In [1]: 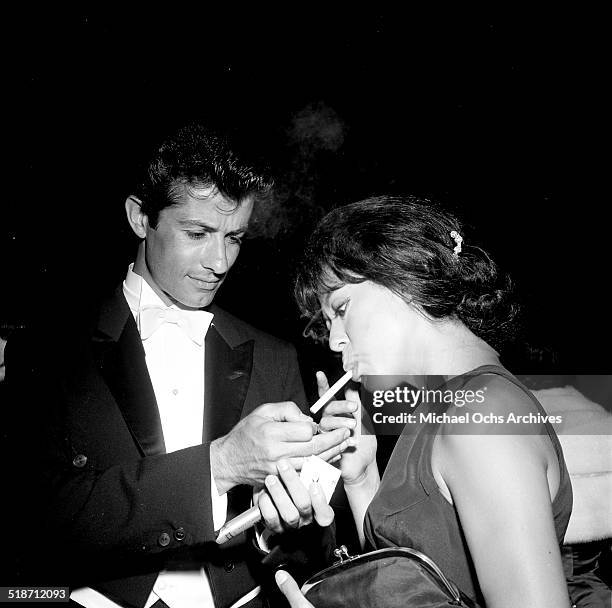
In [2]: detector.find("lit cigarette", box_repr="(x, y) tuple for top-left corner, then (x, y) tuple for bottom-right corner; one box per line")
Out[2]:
(310, 370), (353, 413)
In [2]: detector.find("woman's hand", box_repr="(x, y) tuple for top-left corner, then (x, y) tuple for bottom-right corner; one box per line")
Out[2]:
(257, 459), (334, 534)
(317, 372), (380, 547)
(275, 570), (314, 608)
(317, 371), (377, 485)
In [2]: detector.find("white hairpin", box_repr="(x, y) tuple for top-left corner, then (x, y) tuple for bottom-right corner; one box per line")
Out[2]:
(450, 230), (463, 258)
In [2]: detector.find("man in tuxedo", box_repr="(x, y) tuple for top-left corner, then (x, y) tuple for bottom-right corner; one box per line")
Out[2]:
(5, 123), (348, 607)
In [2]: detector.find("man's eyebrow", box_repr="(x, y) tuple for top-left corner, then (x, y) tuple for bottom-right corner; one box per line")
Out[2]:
(226, 225), (249, 236)
(177, 219), (215, 229)
(177, 219), (249, 235)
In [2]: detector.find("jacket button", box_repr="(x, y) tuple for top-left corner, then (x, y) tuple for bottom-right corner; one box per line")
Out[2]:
(224, 560), (235, 572)
(158, 532), (171, 547)
(72, 454), (87, 468)
(174, 527), (186, 541)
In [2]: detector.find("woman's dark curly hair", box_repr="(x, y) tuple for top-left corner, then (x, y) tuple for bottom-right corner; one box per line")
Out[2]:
(295, 195), (520, 349)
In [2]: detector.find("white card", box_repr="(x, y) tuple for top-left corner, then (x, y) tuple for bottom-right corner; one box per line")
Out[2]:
(300, 455), (341, 503)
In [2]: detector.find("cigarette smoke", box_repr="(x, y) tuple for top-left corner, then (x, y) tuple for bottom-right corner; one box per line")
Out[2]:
(249, 102), (346, 239)
(288, 101), (346, 154)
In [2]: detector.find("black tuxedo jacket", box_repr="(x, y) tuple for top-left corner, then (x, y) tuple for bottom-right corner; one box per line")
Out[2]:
(4, 288), (323, 608)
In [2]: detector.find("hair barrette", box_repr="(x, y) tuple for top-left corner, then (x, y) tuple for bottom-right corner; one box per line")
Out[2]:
(450, 230), (463, 258)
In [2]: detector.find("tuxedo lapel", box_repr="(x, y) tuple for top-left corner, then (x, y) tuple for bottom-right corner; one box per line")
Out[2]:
(93, 288), (165, 457)
(203, 324), (254, 444)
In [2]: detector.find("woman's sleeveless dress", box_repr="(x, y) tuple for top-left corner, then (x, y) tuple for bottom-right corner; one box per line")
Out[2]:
(363, 365), (573, 604)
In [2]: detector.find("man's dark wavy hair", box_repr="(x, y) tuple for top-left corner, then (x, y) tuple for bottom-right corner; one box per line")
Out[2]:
(295, 195), (520, 349)
(133, 123), (274, 227)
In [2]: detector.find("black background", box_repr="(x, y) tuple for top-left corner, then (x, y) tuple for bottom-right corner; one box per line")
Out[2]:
(2, 10), (608, 390)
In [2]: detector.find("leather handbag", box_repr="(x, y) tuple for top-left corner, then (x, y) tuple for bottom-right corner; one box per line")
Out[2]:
(301, 545), (480, 607)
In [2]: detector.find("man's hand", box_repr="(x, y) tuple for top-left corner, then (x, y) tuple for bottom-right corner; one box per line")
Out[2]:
(211, 402), (350, 493)
(275, 570), (315, 608)
(257, 459), (335, 533)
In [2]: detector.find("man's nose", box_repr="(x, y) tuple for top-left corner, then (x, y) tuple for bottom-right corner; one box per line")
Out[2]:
(200, 236), (229, 275)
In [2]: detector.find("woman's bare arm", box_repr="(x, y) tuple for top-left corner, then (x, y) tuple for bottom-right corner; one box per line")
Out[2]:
(436, 431), (571, 607)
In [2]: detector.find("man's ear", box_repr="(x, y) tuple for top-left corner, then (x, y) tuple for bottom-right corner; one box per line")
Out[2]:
(125, 195), (149, 239)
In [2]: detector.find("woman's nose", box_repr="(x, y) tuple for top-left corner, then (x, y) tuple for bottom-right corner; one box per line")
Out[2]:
(328, 322), (348, 352)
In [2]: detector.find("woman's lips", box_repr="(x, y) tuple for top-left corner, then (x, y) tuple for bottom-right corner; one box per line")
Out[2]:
(343, 361), (361, 382)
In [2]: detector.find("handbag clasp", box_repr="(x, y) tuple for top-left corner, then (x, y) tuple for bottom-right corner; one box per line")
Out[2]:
(332, 545), (355, 564)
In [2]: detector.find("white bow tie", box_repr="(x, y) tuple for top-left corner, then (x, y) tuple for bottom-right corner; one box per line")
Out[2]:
(138, 306), (213, 346)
